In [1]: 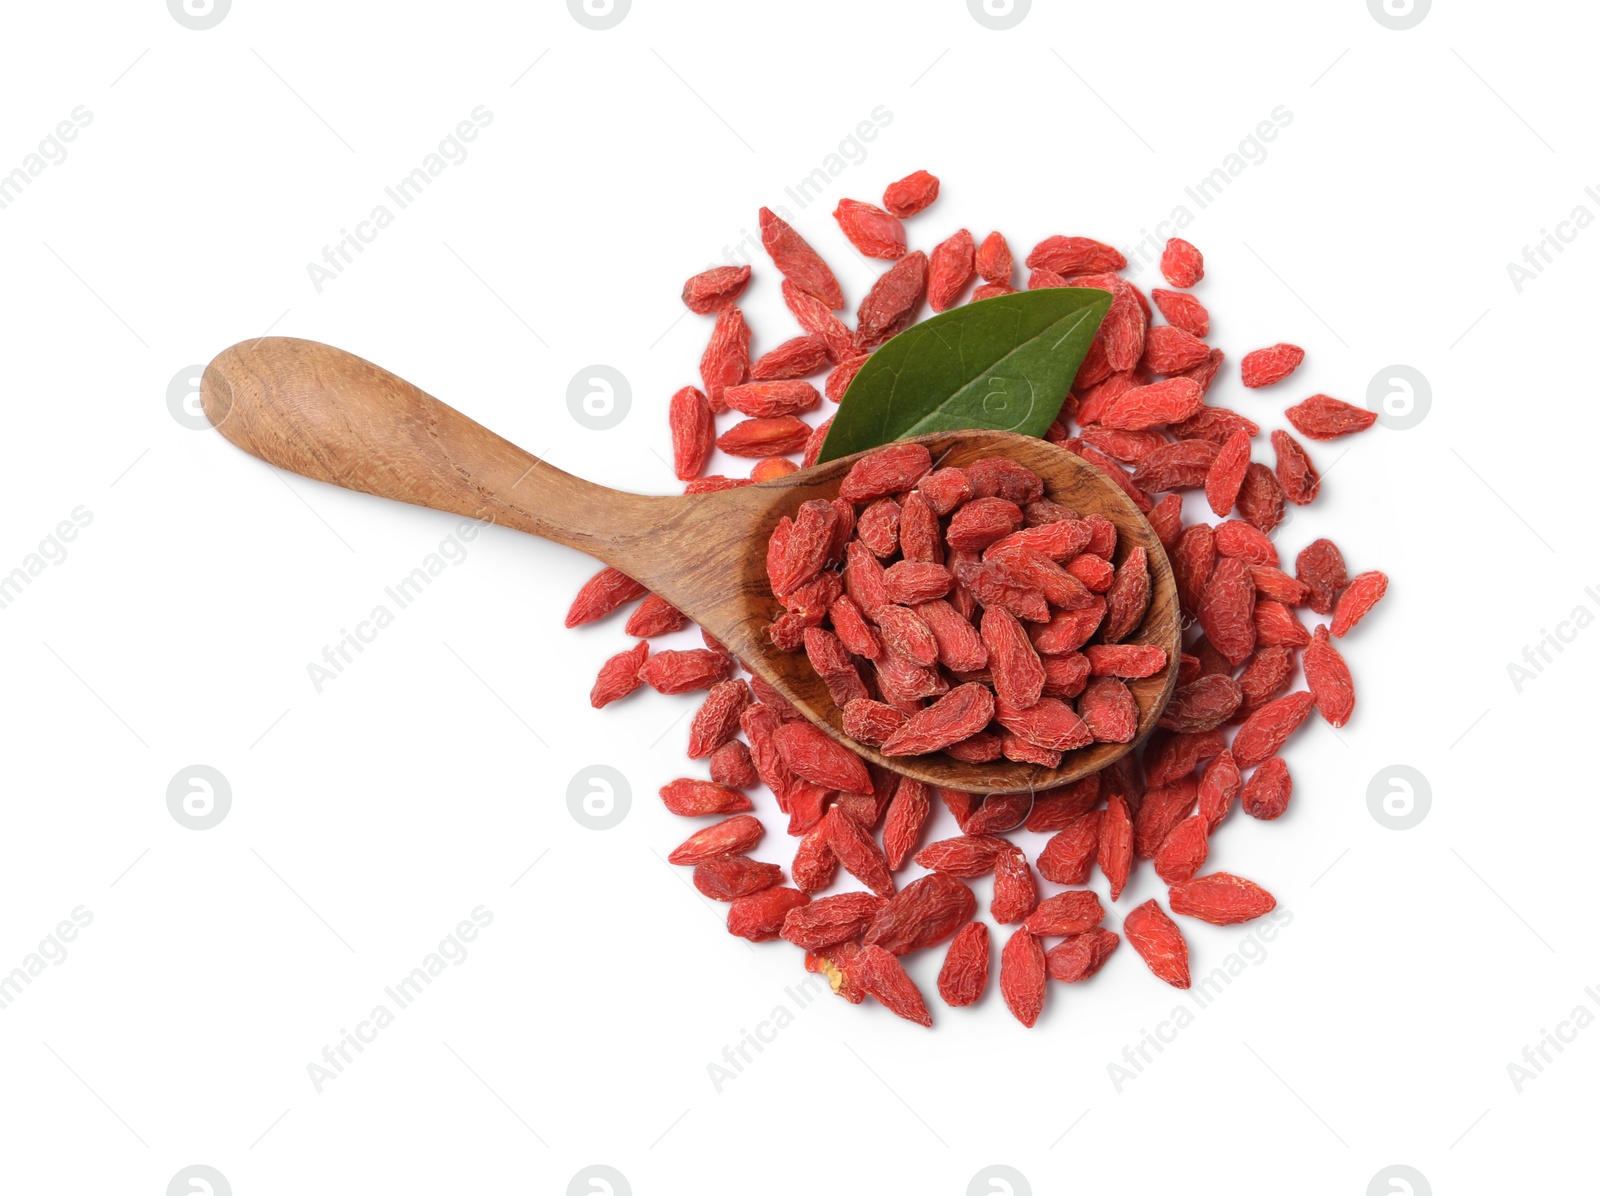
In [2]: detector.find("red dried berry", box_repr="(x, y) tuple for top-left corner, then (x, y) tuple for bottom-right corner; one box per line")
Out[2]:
(590, 640), (648, 708)
(1168, 873), (1277, 925)
(750, 335), (828, 381)
(1295, 538), (1348, 615)
(782, 281), (856, 363)
(1123, 900), (1190, 988)
(833, 198), (907, 259)
(927, 228), (975, 312)
(938, 922), (991, 1006)
(1196, 555), (1257, 665)
(1142, 325), (1212, 375)
(759, 207), (843, 308)
(1286, 393), (1377, 439)
(709, 739), (758, 789)
(856, 250), (928, 349)
(693, 855), (782, 901)
(1151, 287), (1209, 337)
(727, 886), (809, 942)
(1023, 890), (1104, 937)
(1099, 378), (1205, 431)
(1271, 429), (1320, 505)
(1159, 237), (1204, 288)
(1232, 691), (1316, 768)
(681, 263), (751, 314)
(699, 306), (750, 410)
(566, 566), (647, 628)
(1078, 676), (1138, 743)
(1197, 749), (1242, 831)
(1026, 235), (1126, 274)
(865, 872), (976, 954)
(1134, 776), (1197, 858)
(1241, 343), (1304, 388)
(688, 679), (753, 758)
(1037, 811), (1102, 885)
(1304, 625), (1355, 726)
(852, 944), (933, 1026)
(780, 892), (888, 950)
(1331, 570), (1388, 637)
(1098, 794), (1133, 901)
(1153, 814), (1210, 884)
(659, 778), (753, 817)
(1000, 927), (1048, 1027)
(824, 808), (896, 897)
(882, 169), (940, 217)
(668, 814), (765, 866)
(1045, 928), (1120, 983)
(1241, 756), (1292, 820)
(1206, 427), (1253, 517)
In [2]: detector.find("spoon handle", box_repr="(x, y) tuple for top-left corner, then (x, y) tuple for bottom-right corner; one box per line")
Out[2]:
(201, 337), (661, 554)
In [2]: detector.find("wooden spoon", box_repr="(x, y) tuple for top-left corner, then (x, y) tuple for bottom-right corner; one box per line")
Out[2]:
(201, 337), (1180, 795)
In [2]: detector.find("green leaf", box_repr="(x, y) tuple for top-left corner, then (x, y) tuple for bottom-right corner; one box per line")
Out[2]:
(816, 287), (1112, 463)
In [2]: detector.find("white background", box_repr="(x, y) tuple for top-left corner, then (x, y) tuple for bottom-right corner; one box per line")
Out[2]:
(0, 1), (1594, 1193)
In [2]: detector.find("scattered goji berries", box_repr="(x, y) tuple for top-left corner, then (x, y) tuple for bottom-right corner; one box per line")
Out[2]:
(566, 169), (1389, 1030)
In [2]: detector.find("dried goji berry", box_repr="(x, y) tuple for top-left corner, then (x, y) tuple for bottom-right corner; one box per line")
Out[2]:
(1304, 624), (1355, 726)
(1151, 287), (1209, 337)
(1197, 749), (1241, 831)
(1286, 393), (1377, 439)
(1078, 676), (1138, 743)
(567, 566), (648, 628)
(1027, 235), (1126, 274)
(709, 739), (758, 789)
(1240, 343), (1304, 388)
(824, 808), (896, 897)
(1295, 538), (1348, 615)
(1168, 872), (1276, 925)
(1045, 928), (1120, 982)
(856, 250), (928, 349)
(882, 169), (940, 217)
(780, 892), (887, 950)
(1098, 793), (1133, 900)
(639, 648), (734, 695)
(852, 944), (933, 1026)
(727, 885), (809, 941)
(991, 847), (1038, 924)
(834, 198), (907, 259)
(682, 263), (751, 314)
(1331, 570), (1388, 637)
(782, 280), (856, 362)
(1271, 429), (1320, 505)
(1153, 814), (1210, 884)
(1142, 325), (1211, 375)
(1159, 237), (1204, 288)
(1231, 690), (1316, 768)
(688, 679), (752, 758)
(1037, 811), (1102, 884)
(1134, 776), (1197, 859)
(1241, 757), (1292, 820)
(1205, 427), (1253, 517)
(938, 922), (990, 1006)
(693, 854), (782, 901)
(1023, 889), (1104, 937)
(1196, 555), (1257, 665)
(590, 640), (648, 708)
(659, 777), (753, 817)
(1000, 926), (1047, 1027)
(865, 872), (976, 953)
(759, 207), (843, 308)
(1124, 900), (1191, 988)
(668, 814), (765, 865)
(928, 228), (975, 312)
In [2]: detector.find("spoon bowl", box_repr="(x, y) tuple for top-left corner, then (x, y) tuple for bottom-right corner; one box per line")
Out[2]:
(202, 337), (1180, 795)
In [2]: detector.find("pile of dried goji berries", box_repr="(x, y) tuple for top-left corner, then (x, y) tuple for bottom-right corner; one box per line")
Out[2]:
(766, 442), (1163, 768)
(568, 170), (1388, 1028)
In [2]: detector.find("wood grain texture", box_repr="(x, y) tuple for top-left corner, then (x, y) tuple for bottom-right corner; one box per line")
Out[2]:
(202, 337), (1179, 795)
